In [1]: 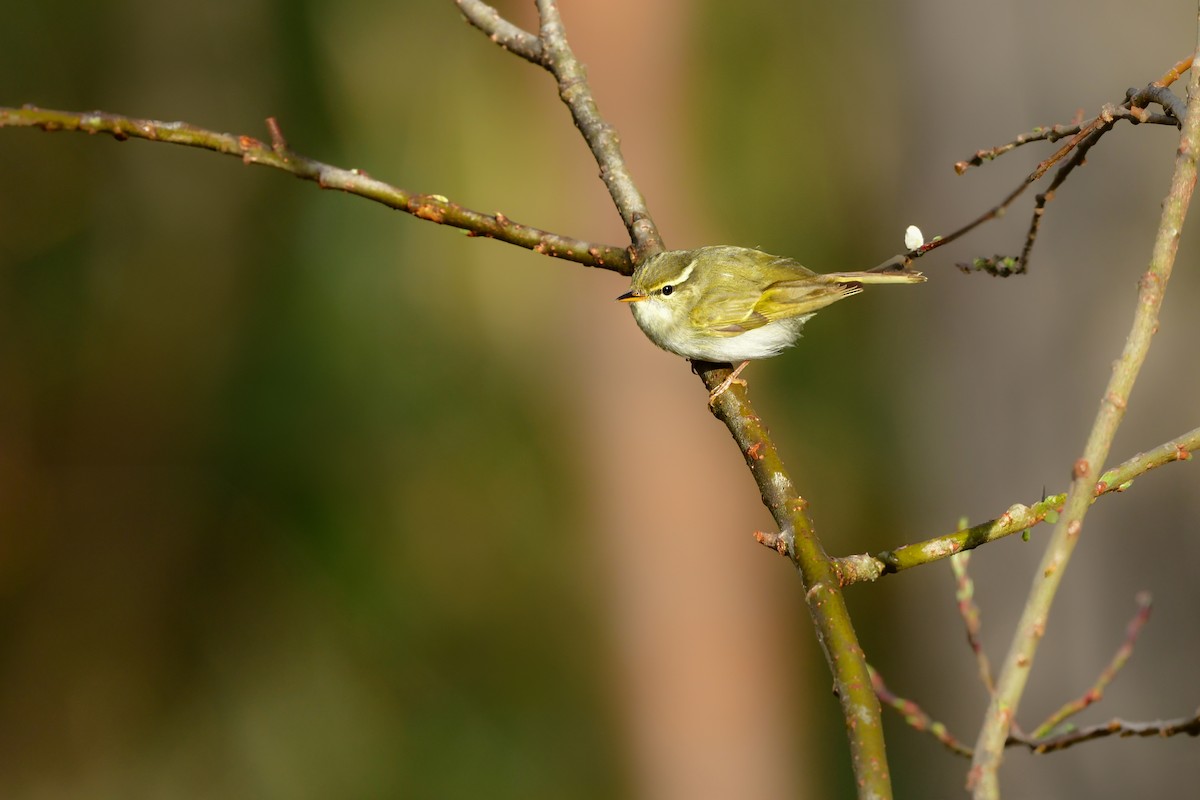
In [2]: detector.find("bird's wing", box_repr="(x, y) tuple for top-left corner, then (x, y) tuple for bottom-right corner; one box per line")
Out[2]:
(687, 250), (867, 334)
(752, 279), (863, 323)
(688, 281), (772, 335)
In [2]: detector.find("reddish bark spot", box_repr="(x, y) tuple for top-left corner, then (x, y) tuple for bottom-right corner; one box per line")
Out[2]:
(414, 204), (445, 223)
(1073, 458), (1089, 478)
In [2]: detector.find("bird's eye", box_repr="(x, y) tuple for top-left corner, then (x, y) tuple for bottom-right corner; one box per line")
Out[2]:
(661, 284), (674, 296)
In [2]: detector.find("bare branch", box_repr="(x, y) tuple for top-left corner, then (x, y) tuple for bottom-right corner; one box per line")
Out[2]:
(1152, 53), (1197, 89)
(833, 425), (1199, 584)
(699, 359), (892, 796)
(454, 0), (543, 63)
(970, 41), (1200, 796)
(955, 55), (1192, 175)
(876, 660), (1200, 760)
(457, 5), (890, 790)
(951, 551), (994, 693)
(0, 105), (632, 273)
(534, 0), (664, 257)
(921, 57), (1193, 277)
(1030, 593), (1153, 740)
(953, 111), (1178, 175)
(871, 666), (974, 758)
(458, 3), (891, 790)
(1025, 711), (1200, 754)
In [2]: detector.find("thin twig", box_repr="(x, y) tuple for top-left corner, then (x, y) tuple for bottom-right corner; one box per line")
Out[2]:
(953, 111), (1178, 174)
(1013, 121), (1115, 271)
(871, 666), (974, 758)
(924, 61), (1191, 276)
(969, 39), (1200, 798)
(454, 0), (543, 63)
(875, 651), (1198, 760)
(953, 53), (1192, 176)
(1025, 710), (1200, 754)
(0, 105), (632, 273)
(1030, 592), (1153, 739)
(458, 0), (661, 257)
(833, 425), (1199, 584)
(951, 551), (994, 693)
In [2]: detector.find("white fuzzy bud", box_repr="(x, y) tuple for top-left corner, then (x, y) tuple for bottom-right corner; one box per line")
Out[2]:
(904, 225), (924, 251)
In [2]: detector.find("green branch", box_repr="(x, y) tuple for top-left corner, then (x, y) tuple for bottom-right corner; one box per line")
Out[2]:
(698, 362), (892, 795)
(832, 426), (1199, 584)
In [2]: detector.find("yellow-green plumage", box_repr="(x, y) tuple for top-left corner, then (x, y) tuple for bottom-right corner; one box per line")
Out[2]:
(618, 245), (925, 364)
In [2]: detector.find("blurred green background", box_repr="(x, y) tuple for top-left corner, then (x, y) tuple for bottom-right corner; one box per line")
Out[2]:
(2, 1), (1199, 798)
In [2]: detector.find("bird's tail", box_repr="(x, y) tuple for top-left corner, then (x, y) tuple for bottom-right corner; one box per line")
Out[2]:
(823, 270), (926, 285)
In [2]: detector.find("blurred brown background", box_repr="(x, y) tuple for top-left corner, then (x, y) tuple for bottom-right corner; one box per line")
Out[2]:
(2, 1), (1198, 797)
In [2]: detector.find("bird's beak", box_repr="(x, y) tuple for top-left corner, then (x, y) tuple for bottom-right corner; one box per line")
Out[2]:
(616, 290), (646, 303)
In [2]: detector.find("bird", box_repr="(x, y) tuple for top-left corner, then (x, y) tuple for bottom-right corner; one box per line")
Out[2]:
(617, 245), (926, 401)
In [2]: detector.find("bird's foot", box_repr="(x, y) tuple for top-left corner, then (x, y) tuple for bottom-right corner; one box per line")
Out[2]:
(708, 361), (750, 406)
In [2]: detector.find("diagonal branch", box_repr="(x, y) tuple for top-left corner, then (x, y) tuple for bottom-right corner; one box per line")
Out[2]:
(534, 0), (664, 257)
(968, 27), (1200, 798)
(456, 3), (890, 794)
(0, 105), (632, 273)
(871, 665), (974, 758)
(698, 361), (892, 795)
(462, 0), (663, 257)
(831, 425), (1199, 584)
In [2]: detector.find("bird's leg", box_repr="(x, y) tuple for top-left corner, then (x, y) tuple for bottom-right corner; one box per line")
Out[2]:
(708, 360), (750, 405)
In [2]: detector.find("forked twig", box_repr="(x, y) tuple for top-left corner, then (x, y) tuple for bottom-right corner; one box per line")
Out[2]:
(1030, 593), (1153, 739)
(911, 56), (1193, 276)
(876, 590), (1190, 761)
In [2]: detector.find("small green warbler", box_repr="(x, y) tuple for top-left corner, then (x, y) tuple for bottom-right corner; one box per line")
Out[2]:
(617, 245), (926, 400)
